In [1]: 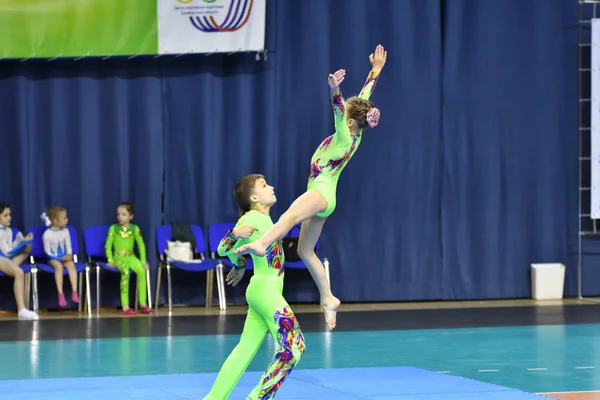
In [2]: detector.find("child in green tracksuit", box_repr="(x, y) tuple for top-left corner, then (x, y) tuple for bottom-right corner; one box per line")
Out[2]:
(203, 174), (305, 400)
(105, 202), (153, 315)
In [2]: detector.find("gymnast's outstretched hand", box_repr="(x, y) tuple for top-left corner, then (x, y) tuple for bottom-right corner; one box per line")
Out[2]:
(369, 44), (387, 73)
(328, 69), (346, 90)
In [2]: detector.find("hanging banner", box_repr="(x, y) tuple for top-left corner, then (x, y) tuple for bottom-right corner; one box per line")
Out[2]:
(157, 0), (266, 54)
(0, 0), (265, 59)
(0, 0), (158, 58)
(592, 19), (600, 219)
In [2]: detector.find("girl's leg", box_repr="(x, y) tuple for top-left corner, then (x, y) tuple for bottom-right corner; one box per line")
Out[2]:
(63, 261), (79, 303)
(246, 282), (305, 399)
(115, 258), (132, 311)
(235, 190), (328, 257)
(128, 257), (149, 310)
(297, 216), (340, 330)
(49, 260), (67, 307)
(202, 307), (269, 400)
(0, 257), (26, 311)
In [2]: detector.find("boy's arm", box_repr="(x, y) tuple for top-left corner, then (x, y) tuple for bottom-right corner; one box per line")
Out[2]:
(217, 214), (260, 270)
(218, 231), (247, 270)
(217, 229), (243, 257)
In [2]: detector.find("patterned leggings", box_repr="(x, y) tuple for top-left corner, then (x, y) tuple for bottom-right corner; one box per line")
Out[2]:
(203, 274), (305, 399)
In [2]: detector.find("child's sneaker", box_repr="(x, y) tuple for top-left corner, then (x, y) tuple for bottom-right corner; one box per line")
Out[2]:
(119, 308), (136, 316)
(71, 291), (79, 304)
(139, 306), (153, 314)
(58, 293), (67, 307)
(18, 308), (38, 319)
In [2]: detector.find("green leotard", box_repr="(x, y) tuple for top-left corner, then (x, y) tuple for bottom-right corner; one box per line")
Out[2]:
(203, 210), (305, 400)
(105, 224), (148, 307)
(307, 70), (380, 217)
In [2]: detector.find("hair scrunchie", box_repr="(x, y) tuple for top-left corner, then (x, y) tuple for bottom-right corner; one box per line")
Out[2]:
(366, 107), (380, 128)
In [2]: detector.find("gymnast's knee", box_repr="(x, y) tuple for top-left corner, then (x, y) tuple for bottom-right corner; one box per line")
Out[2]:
(280, 337), (305, 369)
(13, 266), (24, 280)
(297, 244), (316, 262)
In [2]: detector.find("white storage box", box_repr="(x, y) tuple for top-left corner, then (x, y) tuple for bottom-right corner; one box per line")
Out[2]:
(530, 263), (566, 300)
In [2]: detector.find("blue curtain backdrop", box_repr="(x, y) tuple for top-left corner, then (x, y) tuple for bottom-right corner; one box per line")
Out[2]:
(0, 0), (581, 309)
(162, 0), (444, 304)
(0, 59), (165, 308)
(440, 0), (579, 299)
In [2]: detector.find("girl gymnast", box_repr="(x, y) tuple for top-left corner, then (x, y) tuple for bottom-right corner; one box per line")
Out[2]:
(41, 206), (79, 307)
(235, 45), (387, 330)
(105, 202), (152, 315)
(0, 203), (38, 319)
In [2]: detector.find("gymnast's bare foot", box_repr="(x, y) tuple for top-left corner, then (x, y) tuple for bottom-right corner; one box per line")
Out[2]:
(234, 242), (267, 257)
(322, 295), (341, 330)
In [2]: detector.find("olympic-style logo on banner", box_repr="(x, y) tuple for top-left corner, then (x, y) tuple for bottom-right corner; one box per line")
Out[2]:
(189, 0), (254, 33)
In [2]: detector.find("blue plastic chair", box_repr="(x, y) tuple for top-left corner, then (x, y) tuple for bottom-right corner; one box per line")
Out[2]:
(83, 225), (152, 314)
(28, 225), (91, 315)
(0, 228), (34, 309)
(155, 224), (225, 311)
(208, 222), (254, 270)
(284, 224), (330, 283)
